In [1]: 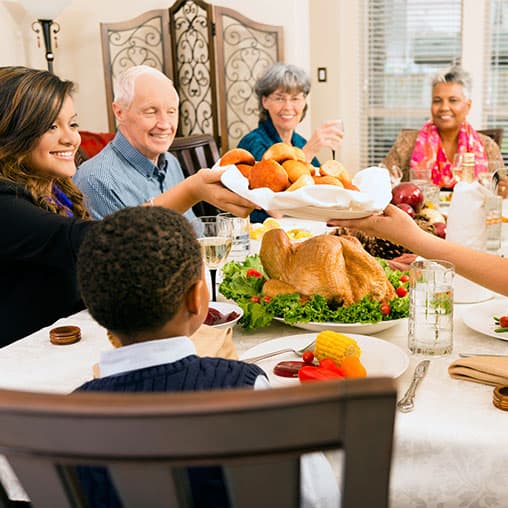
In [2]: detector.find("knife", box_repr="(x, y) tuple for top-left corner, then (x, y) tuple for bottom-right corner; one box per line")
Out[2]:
(397, 360), (430, 413)
(459, 353), (508, 358)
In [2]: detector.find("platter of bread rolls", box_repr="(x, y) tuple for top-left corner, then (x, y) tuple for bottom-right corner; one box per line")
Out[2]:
(217, 143), (391, 221)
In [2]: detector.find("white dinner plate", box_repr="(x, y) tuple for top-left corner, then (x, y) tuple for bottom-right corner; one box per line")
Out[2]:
(240, 333), (409, 386)
(273, 317), (403, 335)
(462, 299), (508, 341)
(207, 302), (243, 329)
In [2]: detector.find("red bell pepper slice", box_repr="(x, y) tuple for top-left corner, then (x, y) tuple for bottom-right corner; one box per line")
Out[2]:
(298, 365), (344, 383)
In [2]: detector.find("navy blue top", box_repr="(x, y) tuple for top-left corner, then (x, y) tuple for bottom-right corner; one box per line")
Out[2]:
(237, 119), (320, 222)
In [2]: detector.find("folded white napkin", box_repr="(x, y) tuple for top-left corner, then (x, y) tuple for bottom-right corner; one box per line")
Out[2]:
(219, 165), (392, 220)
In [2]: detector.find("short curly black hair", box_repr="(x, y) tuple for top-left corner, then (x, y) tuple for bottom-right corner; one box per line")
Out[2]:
(77, 207), (202, 338)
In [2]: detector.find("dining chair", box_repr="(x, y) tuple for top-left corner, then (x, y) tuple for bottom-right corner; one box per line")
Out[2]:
(169, 134), (221, 217)
(477, 128), (503, 147)
(0, 377), (396, 508)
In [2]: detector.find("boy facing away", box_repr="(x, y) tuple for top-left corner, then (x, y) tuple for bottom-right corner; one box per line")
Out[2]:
(76, 206), (338, 508)
(76, 206), (266, 507)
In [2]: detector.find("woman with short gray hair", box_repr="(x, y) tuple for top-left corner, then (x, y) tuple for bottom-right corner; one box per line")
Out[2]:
(382, 65), (503, 188)
(238, 62), (343, 166)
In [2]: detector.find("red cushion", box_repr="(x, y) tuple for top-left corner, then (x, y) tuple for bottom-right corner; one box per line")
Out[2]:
(79, 130), (115, 159)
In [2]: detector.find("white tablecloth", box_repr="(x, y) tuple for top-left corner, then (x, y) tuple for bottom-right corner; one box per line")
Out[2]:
(2, 215), (508, 506)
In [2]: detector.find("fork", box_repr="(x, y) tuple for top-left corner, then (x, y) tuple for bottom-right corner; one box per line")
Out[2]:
(242, 339), (316, 364)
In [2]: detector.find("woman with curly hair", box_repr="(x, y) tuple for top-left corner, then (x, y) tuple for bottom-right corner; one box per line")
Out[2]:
(0, 66), (95, 345)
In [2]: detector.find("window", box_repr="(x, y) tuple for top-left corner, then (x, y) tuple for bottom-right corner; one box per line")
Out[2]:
(362, 0), (462, 167)
(484, 0), (508, 163)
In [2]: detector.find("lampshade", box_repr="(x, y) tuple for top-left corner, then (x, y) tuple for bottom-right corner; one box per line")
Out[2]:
(18, 0), (71, 19)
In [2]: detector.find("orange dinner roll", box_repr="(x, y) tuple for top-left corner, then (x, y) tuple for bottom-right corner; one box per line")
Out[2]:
(319, 160), (349, 180)
(312, 175), (344, 187)
(236, 164), (252, 179)
(249, 159), (290, 192)
(261, 142), (297, 163)
(293, 146), (307, 162)
(286, 174), (314, 191)
(282, 159), (312, 183)
(220, 148), (255, 166)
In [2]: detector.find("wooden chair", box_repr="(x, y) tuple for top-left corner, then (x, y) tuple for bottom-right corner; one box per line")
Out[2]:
(169, 134), (222, 216)
(0, 377), (396, 508)
(478, 128), (503, 147)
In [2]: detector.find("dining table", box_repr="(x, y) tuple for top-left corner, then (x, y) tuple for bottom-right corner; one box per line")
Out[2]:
(1, 216), (508, 507)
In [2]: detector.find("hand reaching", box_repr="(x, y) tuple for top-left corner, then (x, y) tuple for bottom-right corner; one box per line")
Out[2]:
(302, 120), (344, 162)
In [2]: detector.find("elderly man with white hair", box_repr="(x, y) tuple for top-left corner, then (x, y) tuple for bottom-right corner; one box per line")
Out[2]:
(75, 65), (253, 219)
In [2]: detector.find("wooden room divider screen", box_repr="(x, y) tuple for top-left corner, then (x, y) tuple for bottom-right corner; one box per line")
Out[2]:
(100, 0), (284, 152)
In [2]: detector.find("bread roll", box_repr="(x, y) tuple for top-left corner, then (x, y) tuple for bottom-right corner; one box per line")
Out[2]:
(287, 174), (314, 191)
(293, 146), (307, 162)
(262, 142), (297, 163)
(312, 175), (344, 187)
(249, 159), (290, 192)
(236, 164), (252, 179)
(320, 160), (348, 179)
(282, 159), (311, 183)
(220, 148), (255, 166)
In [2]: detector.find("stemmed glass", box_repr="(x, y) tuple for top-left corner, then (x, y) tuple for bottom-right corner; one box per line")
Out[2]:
(191, 216), (233, 302)
(331, 119), (344, 160)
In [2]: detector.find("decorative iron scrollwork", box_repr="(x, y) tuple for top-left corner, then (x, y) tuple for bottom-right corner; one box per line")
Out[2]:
(173, 1), (213, 136)
(221, 15), (280, 148)
(107, 16), (165, 80)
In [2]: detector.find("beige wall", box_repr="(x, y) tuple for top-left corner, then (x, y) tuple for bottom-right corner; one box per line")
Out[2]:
(309, 0), (362, 172)
(1, 0), (311, 134)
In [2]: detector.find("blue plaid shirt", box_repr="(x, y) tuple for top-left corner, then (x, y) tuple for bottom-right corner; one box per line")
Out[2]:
(74, 131), (196, 222)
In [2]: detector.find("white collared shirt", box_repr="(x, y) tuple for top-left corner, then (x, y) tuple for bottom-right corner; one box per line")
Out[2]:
(99, 336), (269, 389)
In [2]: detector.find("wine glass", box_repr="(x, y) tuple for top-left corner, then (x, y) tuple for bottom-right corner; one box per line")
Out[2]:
(331, 119), (344, 160)
(191, 216), (233, 302)
(477, 160), (500, 192)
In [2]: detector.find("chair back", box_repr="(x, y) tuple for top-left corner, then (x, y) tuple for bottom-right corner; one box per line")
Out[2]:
(478, 128), (503, 147)
(0, 377), (396, 508)
(169, 134), (221, 216)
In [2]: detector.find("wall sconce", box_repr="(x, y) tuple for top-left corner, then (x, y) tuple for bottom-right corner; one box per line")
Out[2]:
(18, 0), (71, 73)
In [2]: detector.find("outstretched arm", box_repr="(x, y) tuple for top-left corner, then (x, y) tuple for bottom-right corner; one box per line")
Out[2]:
(147, 168), (256, 218)
(328, 204), (508, 296)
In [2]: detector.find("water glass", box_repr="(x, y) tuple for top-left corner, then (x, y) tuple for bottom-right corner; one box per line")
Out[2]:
(408, 260), (454, 356)
(486, 194), (503, 253)
(217, 212), (250, 259)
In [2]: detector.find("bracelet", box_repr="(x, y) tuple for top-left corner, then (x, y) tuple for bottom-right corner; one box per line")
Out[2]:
(149, 198), (155, 207)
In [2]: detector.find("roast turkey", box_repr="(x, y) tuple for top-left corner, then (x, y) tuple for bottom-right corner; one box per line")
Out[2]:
(259, 229), (396, 306)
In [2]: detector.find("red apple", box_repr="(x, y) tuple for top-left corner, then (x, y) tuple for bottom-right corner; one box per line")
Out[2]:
(433, 222), (447, 239)
(396, 203), (416, 218)
(391, 182), (424, 212)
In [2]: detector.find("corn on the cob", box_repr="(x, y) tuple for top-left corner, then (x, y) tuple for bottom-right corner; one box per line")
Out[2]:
(314, 331), (361, 363)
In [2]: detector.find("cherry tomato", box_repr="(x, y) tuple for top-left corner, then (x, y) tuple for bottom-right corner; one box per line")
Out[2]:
(263, 295), (272, 303)
(250, 295), (261, 303)
(399, 274), (410, 283)
(246, 268), (263, 278)
(380, 303), (391, 316)
(499, 316), (508, 328)
(302, 351), (315, 364)
(396, 286), (408, 297)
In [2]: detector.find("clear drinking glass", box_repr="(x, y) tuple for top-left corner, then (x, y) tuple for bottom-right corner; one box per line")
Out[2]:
(191, 216), (233, 301)
(408, 259), (454, 356)
(217, 212), (250, 260)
